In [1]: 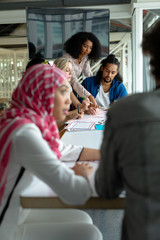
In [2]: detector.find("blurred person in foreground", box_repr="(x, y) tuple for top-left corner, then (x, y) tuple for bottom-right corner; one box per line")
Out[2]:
(73, 18), (160, 240)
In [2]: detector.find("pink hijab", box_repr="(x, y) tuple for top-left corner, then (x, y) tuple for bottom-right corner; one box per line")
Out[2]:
(0, 64), (67, 204)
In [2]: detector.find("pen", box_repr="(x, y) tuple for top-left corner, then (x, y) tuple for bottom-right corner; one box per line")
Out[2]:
(77, 104), (80, 114)
(79, 97), (93, 105)
(79, 96), (85, 100)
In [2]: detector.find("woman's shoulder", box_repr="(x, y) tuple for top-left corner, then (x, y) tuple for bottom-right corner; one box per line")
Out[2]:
(13, 123), (41, 139)
(12, 123), (53, 157)
(63, 53), (79, 65)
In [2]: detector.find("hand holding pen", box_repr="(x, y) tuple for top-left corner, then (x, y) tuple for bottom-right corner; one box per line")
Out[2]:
(78, 101), (99, 115)
(80, 95), (99, 108)
(65, 108), (84, 121)
(79, 96), (99, 115)
(88, 95), (99, 108)
(81, 98), (90, 111)
(77, 104), (80, 114)
(77, 104), (84, 119)
(76, 98), (90, 112)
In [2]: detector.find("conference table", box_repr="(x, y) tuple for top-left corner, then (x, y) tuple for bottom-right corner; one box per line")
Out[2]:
(20, 123), (125, 210)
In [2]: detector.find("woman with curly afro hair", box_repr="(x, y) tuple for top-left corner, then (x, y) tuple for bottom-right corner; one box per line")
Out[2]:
(63, 32), (101, 108)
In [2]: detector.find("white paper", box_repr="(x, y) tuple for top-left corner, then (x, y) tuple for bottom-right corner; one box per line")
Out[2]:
(65, 109), (107, 131)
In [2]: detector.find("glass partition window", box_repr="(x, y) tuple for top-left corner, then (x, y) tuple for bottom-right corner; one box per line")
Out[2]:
(0, 51), (28, 99)
(26, 8), (110, 59)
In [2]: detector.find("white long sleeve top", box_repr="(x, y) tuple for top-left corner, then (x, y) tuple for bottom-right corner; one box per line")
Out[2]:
(0, 123), (92, 240)
(64, 54), (92, 98)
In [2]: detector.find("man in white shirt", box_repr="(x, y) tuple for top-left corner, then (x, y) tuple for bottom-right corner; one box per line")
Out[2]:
(81, 54), (128, 108)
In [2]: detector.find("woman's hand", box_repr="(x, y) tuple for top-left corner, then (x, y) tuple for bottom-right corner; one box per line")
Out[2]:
(77, 111), (84, 119)
(81, 98), (90, 111)
(72, 162), (93, 179)
(85, 107), (99, 115)
(65, 111), (84, 121)
(88, 95), (98, 108)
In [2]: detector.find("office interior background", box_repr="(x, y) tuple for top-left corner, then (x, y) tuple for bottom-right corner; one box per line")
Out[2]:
(0, 0), (160, 103)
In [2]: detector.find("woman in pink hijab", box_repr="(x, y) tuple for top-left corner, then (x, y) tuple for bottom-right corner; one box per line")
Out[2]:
(0, 64), (102, 240)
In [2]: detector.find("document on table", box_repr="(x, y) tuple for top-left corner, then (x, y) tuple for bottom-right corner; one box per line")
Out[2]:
(66, 121), (96, 131)
(65, 109), (107, 131)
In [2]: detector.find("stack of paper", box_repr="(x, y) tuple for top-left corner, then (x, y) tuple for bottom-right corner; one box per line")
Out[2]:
(65, 121), (96, 131)
(65, 109), (107, 131)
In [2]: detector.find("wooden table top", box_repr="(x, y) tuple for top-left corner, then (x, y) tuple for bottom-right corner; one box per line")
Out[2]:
(21, 196), (125, 209)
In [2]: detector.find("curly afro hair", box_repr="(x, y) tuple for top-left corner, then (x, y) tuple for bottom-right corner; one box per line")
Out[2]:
(63, 32), (101, 61)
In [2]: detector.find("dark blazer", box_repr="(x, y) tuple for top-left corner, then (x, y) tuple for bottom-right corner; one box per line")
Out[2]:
(95, 89), (160, 240)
